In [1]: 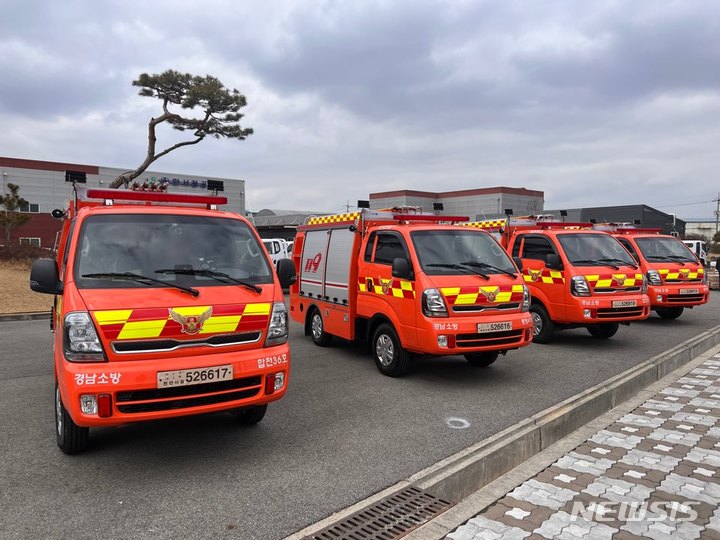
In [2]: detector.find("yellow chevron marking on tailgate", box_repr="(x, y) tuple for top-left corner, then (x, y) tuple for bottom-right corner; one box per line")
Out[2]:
(94, 310), (133, 325)
(117, 320), (167, 340)
(199, 316), (243, 334)
(243, 303), (272, 315)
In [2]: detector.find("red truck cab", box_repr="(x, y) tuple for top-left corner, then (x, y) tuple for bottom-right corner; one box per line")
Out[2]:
(610, 228), (709, 319)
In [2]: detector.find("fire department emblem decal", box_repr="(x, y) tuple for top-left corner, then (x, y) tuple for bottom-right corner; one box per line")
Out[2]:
(378, 276), (392, 295)
(528, 269), (542, 282)
(612, 274), (626, 287)
(480, 287), (499, 302)
(679, 269), (690, 278)
(169, 307), (213, 335)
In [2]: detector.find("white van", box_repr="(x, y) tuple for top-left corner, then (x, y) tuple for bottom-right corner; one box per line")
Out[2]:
(262, 238), (290, 267)
(682, 240), (708, 266)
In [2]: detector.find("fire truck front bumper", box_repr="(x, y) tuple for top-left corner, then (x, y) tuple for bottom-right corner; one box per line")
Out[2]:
(416, 312), (534, 355)
(58, 344), (290, 428)
(568, 294), (651, 323)
(648, 284), (709, 308)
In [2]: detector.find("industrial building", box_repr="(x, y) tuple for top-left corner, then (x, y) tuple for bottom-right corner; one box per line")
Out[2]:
(543, 204), (686, 236)
(0, 156), (245, 248)
(369, 187), (545, 219)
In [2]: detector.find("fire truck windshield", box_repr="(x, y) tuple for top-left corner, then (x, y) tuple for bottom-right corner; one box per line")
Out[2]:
(557, 233), (636, 267)
(74, 214), (273, 289)
(635, 237), (697, 263)
(411, 230), (516, 275)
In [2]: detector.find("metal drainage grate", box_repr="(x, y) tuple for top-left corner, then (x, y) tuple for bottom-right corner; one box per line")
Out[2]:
(304, 486), (452, 540)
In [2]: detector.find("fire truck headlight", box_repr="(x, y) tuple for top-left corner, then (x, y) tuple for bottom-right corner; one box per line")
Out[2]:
(640, 275), (648, 294)
(64, 312), (105, 362)
(521, 285), (531, 312)
(422, 289), (448, 317)
(265, 302), (288, 345)
(646, 270), (661, 286)
(570, 276), (591, 297)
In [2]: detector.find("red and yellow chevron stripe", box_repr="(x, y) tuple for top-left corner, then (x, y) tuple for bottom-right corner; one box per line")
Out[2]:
(523, 268), (565, 284)
(358, 277), (416, 299)
(658, 268), (704, 281)
(92, 303), (272, 340)
(440, 284), (524, 305)
(585, 273), (643, 288)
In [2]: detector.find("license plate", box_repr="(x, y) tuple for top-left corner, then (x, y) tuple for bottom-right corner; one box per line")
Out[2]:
(157, 364), (233, 389)
(477, 321), (512, 333)
(612, 300), (637, 308)
(679, 288), (699, 295)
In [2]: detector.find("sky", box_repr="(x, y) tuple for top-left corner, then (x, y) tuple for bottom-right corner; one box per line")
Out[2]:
(1, 0), (719, 219)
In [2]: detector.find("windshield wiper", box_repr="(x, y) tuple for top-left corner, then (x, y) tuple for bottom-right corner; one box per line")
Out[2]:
(461, 261), (517, 278)
(155, 268), (262, 293)
(647, 255), (694, 264)
(426, 263), (490, 280)
(570, 258), (620, 270)
(82, 272), (199, 297)
(598, 257), (637, 269)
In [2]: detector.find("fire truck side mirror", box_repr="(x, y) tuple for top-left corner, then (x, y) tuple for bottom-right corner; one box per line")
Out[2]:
(30, 258), (63, 295)
(513, 256), (523, 271)
(391, 258), (413, 280)
(276, 258), (297, 288)
(545, 254), (562, 270)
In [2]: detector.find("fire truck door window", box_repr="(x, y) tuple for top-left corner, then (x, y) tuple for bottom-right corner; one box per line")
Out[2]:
(364, 232), (377, 262)
(520, 236), (556, 262)
(60, 220), (76, 279)
(617, 238), (639, 263)
(373, 233), (409, 265)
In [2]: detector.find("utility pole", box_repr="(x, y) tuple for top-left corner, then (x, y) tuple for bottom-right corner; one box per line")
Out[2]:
(716, 192), (719, 237)
(343, 200), (352, 212)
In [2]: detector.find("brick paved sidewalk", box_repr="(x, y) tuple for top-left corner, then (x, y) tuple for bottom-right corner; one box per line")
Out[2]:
(447, 353), (720, 540)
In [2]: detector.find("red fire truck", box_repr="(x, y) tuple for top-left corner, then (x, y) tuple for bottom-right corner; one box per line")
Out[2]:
(289, 206), (533, 376)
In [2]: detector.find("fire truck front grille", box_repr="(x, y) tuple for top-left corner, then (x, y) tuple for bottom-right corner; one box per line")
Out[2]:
(115, 375), (262, 413)
(455, 330), (524, 348)
(665, 278), (702, 284)
(593, 287), (641, 293)
(666, 294), (705, 303)
(451, 303), (520, 313)
(111, 331), (262, 354)
(596, 307), (645, 319)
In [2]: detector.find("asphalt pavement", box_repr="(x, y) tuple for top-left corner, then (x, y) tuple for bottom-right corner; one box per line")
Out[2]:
(0, 295), (718, 539)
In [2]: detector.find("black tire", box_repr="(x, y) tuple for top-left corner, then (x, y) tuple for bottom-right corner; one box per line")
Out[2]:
(464, 351), (499, 367)
(309, 309), (332, 347)
(55, 381), (89, 455)
(231, 404), (268, 425)
(530, 304), (555, 344)
(587, 322), (620, 339)
(656, 307), (684, 320)
(372, 323), (411, 377)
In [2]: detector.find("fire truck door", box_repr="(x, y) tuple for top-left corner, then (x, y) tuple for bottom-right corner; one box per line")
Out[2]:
(515, 234), (567, 319)
(358, 231), (417, 347)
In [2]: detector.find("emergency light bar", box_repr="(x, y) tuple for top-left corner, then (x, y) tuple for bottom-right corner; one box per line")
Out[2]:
(85, 189), (228, 207)
(392, 213), (469, 223)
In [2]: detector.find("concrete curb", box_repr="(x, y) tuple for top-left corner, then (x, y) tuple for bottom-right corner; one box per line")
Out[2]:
(287, 324), (720, 540)
(0, 311), (51, 322)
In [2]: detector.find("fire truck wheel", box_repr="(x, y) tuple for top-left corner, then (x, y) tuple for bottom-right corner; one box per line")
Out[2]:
(586, 323), (619, 339)
(656, 307), (684, 320)
(55, 380), (89, 455)
(310, 309), (333, 347)
(464, 352), (499, 367)
(231, 404), (268, 424)
(372, 323), (411, 377)
(530, 304), (555, 344)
